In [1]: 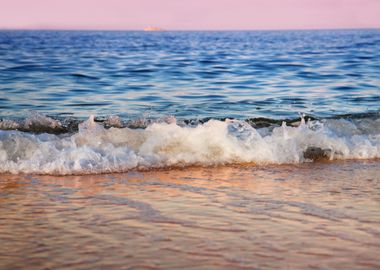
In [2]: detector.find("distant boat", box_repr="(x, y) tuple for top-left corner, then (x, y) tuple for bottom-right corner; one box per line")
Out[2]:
(144, 26), (165, 32)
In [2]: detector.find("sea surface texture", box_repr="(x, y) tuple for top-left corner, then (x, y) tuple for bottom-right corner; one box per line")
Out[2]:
(0, 30), (379, 174)
(0, 29), (379, 119)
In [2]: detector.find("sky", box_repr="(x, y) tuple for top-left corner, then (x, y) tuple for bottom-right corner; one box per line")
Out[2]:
(0, 0), (380, 30)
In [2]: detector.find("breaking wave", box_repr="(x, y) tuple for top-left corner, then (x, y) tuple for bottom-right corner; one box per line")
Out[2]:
(0, 113), (379, 175)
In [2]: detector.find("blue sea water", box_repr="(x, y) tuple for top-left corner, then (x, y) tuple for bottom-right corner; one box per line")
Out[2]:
(0, 29), (379, 120)
(0, 29), (380, 174)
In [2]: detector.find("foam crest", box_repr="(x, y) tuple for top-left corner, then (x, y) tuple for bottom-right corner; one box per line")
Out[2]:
(0, 115), (379, 175)
(0, 112), (65, 133)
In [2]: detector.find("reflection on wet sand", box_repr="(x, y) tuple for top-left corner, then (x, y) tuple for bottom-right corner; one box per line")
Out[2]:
(1, 161), (380, 269)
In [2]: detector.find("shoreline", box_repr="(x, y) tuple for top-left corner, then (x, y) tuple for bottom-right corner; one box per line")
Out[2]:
(0, 158), (379, 177)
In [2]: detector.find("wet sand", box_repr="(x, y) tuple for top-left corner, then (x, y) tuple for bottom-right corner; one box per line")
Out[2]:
(0, 160), (379, 269)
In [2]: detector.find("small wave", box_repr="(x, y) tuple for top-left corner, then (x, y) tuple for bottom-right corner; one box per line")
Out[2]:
(0, 113), (379, 175)
(70, 73), (99, 80)
(0, 112), (67, 134)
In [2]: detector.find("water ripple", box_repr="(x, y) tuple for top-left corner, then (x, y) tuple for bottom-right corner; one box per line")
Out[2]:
(0, 29), (379, 120)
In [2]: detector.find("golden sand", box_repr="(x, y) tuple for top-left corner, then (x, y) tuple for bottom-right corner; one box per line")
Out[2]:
(0, 160), (379, 269)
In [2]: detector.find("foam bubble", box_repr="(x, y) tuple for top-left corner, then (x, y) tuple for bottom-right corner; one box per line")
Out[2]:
(0, 115), (379, 175)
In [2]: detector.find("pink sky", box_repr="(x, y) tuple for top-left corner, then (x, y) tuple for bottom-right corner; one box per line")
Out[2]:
(0, 0), (380, 30)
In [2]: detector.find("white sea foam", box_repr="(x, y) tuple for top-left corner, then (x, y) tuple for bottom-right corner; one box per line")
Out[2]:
(0, 111), (63, 131)
(0, 115), (379, 175)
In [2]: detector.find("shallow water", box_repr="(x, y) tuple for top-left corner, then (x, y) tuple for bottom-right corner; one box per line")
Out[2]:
(0, 30), (379, 120)
(0, 161), (379, 269)
(1, 115), (379, 174)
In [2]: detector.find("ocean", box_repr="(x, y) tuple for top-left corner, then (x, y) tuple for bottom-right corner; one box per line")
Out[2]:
(0, 30), (379, 269)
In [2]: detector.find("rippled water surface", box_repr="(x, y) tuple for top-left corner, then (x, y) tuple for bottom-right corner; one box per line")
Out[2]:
(0, 29), (379, 119)
(1, 161), (379, 269)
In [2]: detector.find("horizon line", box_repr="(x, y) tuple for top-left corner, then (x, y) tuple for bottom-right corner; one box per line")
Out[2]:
(1, 26), (380, 32)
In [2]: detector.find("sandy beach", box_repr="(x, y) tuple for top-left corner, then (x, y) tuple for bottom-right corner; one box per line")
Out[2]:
(1, 160), (379, 269)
